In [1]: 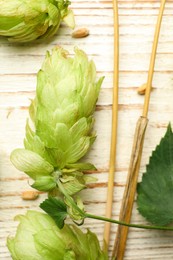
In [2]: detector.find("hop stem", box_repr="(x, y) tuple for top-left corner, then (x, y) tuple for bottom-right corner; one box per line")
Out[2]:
(86, 213), (173, 232)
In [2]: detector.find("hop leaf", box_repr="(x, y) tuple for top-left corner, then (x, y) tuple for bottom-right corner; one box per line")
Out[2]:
(40, 197), (67, 229)
(137, 124), (173, 226)
(0, 0), (75, 42)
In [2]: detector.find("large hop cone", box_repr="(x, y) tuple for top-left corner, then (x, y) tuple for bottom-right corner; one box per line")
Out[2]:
(11, 47), (104, 195)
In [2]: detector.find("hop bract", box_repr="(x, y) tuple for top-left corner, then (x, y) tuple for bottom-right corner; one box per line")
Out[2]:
(11, 47), (104, 196)
(7, 210), (107, 260)
(0, 0), (75, 42)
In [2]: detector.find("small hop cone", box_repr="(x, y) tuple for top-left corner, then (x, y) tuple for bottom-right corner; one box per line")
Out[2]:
(7, 210), (108, 260)
(11, 47), (104, 196)
(0, 0), (75, 42)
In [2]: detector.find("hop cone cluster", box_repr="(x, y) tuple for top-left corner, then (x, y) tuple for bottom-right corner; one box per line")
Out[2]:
(7, 210), (108, 260)
(0, 0), (75, 42)
(11, 47), (104, 196)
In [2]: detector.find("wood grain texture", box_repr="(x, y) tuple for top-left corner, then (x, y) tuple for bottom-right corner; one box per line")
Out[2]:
(1, 0), (173, 259)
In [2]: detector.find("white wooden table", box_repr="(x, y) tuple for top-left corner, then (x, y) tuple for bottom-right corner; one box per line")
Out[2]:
(1, 0), (173, 259)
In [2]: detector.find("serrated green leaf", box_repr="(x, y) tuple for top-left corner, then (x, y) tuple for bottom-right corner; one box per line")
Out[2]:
(137, 124), (173, 226)
(40, 197), (67, 229)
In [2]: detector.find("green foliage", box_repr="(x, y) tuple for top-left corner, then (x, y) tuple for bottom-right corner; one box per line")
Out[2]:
(137, 124), (173, 226)
(40, 197), (67, 229)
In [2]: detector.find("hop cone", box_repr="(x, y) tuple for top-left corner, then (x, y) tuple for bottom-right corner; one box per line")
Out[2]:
(11, 47), (104, 195)
(7, 210), (108, 260)
(0, 0), (75, 42)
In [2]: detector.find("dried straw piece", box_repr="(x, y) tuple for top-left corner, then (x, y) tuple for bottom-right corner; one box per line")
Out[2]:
(112, 0), (166, 259)
(103, 0), (119, 251)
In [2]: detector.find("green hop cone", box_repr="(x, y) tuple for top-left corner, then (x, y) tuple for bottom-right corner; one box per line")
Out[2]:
(11, 47), (104, 196)
(0, 0), (75, 42)
(7, 210), (108, 260)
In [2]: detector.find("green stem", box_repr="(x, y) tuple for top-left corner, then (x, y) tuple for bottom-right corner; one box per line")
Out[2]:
(57, 181), (173, 231)
(85, 212), (173, 231)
